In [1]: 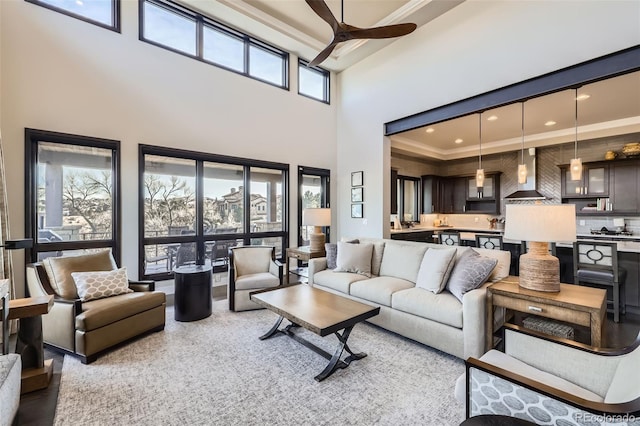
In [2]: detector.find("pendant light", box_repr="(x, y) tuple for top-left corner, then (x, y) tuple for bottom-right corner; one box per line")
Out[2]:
(476, 113), (485, 191)
(570, 87), (583, 181)
(518, 102), (528, 184)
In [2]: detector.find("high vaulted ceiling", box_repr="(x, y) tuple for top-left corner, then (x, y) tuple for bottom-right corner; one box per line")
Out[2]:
(180, 0), (464, 71)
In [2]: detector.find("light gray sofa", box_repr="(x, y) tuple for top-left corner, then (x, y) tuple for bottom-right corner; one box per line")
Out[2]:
(308, 238), (511, 360)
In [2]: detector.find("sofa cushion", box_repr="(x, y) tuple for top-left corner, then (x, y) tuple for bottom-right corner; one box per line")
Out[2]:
(43, 250), (117, 300)
(334, 242), (373, 277)
(447, 249), (497, 302)
(76, 291), (166, 332)
(234, 272), (280, 291)
(378, 242), (428, 284)
(72, 268), (133, 302)
(391, 287), (463, 328)
(350, 276), (414, 307)
(313, 270), (369, 294)
(415, 247), (457, 293)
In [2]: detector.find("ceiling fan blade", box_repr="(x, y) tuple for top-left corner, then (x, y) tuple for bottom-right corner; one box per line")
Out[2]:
(348, 23), (417, 40)
(305, 0), (339, 33)
(308, 42), (338, 67)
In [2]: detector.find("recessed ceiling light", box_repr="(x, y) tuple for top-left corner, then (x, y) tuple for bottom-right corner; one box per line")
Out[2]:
(76, 0), (83, 5)
(487, 115), (498, 121)
(454, 138), (463, 144)
(576, 94), (591, 101)
(545, 120), (556, 126)
(425, 128), (435, 133)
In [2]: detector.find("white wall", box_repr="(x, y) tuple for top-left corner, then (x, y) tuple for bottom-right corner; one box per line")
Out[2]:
(337, 0), (640, 239)
(0, 0), (337, 293)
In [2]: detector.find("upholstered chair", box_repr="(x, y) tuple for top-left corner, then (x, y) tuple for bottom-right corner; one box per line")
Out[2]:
(26, 250), (166, 364)
(456, 324), (640, 423)
(0, 279), (21, 426)
(228, 246), (282, 312)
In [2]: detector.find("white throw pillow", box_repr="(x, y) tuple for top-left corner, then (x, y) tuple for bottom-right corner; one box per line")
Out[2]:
(334, 242), (373, 277)
(415, 247), (457, 293)
(71, 268), (133, 302)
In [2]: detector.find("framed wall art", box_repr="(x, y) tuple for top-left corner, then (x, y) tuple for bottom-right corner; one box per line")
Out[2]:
(351, 203), (363, 218)
(351, 187), (363, 202)
(351, 171), (363, 187)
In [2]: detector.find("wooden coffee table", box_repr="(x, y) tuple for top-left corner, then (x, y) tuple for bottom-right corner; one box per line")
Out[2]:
(251, 284), (380, 381)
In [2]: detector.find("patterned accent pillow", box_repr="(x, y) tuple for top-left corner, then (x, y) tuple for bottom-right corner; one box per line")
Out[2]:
(71, 268), (133, 302)
(325, 243), (338, 270)
(446, 249), (497, 302)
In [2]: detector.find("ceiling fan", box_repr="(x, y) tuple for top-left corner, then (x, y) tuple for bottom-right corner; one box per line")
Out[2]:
(305, 0), (417, 67)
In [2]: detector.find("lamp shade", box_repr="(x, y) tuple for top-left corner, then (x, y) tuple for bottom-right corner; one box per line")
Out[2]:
(504, 204), (576, 243)
(302, 208), (331, 226)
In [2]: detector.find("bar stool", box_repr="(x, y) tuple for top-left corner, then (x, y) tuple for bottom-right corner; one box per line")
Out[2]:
(475, 234), (503, 250)
(573, 241), (626, 323)
(439, 231), (461, 246)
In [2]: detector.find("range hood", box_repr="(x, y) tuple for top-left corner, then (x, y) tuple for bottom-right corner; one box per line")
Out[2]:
(504, 148), (546, 201)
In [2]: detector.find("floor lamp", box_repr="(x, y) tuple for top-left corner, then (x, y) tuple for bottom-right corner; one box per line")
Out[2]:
(504, 204), (576, 292)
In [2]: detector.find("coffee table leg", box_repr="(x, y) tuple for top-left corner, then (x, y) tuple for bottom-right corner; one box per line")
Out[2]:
(315, 325), (366, 382)
(259, 316), (284, 340)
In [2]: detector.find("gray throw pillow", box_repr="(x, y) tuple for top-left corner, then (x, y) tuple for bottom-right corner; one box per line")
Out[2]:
(446, 249), (498, 302)
(325, 243), (338, 269)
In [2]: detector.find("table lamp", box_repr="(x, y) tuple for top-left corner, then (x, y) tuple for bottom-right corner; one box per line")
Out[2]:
(504, 204), (576, 292)
(302, 208), (331, 252)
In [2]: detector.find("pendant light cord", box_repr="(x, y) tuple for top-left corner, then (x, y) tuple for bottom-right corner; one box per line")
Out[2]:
(341, 0), (344, 23)
(574, 88), (578, 158)
(478, 113), (482, 169)
(521, 102), (525, 164)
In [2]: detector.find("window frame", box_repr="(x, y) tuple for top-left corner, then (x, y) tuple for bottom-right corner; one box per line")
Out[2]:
(24, 129), (122, 264)
(25, 0), (121, 33)
(298, 59), (330, 104)
(139, 144), (289, 281)
(139, 0), (290, 90)
(297, 166), (330, 247)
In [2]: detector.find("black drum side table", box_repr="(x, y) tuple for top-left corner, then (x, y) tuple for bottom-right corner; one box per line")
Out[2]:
(173, 263), (212, 322)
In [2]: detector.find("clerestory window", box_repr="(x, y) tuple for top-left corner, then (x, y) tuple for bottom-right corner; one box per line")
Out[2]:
(140, 0), (289, 89)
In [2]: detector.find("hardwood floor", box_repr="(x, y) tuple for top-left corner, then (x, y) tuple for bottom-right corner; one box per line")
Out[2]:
(14, 311), (640, 425)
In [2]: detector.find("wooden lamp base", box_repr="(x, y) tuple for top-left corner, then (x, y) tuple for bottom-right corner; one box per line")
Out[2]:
(309, 226), (325, 252)
(519, 241), (560, 292)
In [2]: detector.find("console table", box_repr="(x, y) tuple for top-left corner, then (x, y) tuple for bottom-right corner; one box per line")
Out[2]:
(486, 278), (606, 351)
(284, 246), (325, 285)
(9, 295), (54, 393)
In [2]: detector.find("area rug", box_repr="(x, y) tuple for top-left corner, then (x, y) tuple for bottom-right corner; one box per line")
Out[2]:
(54, 300), (465, 425)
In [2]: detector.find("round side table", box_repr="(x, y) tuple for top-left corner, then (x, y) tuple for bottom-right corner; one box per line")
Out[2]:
(173, 263), (212, 322)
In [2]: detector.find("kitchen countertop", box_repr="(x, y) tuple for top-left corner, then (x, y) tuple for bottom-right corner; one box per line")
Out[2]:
(390, 225), (640, 252)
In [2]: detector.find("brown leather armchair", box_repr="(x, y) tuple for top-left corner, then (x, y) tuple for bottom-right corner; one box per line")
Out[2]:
(26, 250), (166, 364)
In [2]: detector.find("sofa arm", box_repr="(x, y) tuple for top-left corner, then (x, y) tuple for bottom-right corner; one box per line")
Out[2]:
(462, 286), (487, 359)
(128, 280), (155, 292)
(308, 258), (327, 286)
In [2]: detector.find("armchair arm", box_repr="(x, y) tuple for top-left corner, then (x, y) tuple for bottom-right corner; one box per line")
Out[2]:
(52, 296), (83, 315)
(269, 259), (283, 284)
(465, 354), (640, 418)
(128, 280), (155, 292)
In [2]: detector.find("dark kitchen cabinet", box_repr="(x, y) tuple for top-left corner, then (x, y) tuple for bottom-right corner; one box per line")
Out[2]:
(465, 173), (501, 214)
(421, 175), (442, 214)
(441, 177), (467, 213)
(391, 169), (398, 215)
(610, 160), (640, 213)
(560, 164), (609, 198)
